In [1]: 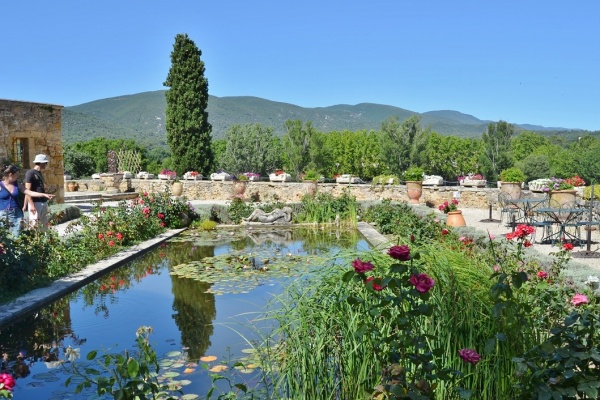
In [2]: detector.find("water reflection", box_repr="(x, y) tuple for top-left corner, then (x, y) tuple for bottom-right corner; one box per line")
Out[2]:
(0, 227), (366, 399)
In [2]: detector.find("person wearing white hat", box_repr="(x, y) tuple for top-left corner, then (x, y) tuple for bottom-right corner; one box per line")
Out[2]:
(24, 154), (54, 231)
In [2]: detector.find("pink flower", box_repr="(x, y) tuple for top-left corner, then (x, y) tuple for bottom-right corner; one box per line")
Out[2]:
(493, 265), (499, 272)
(0, 373), (16, 391)
(160, 222), (165, 227)
(116, 232), (124, 240)
(387, 245), (411, 261)
(409, 273), (435, 293)
(157, 213), (165, 219)
(524, 240), (533, 247)
(98, 233), (104, 240)
(107, 231), (114, 237)
(108, 240), (115, 247)
(352, 258), (374, 274)
(458, 348), (481, 365)
(570, 293), (589, 306)
(537, 271), (548, 279)
(365, 276), (385, 291)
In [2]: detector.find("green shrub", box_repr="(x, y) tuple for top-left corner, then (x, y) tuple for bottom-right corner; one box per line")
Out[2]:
(499, 167), (525, 182)
(403, 166), (425, 181)
(191, 219), (217, 230)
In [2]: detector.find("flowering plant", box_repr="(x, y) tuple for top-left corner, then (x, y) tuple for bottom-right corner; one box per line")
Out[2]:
(458, 173), (485, 181)
(244, 172), (260, 179)
(188, 171), (200, 177)
(274, 169), (285, 176)
(542, 177), (574, 192)
(565, 175), (586, 187)
(438, 199), (459, 213)
(159, 169), (177, 178)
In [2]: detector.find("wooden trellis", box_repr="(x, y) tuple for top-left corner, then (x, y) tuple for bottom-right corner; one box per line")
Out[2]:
(116, 149), (142, 174)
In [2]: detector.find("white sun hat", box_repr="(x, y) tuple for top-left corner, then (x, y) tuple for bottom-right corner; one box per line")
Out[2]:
(33, 154), (50, 164)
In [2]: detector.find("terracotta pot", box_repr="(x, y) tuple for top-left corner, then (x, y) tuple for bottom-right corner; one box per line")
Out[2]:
(172, 182), (183, 197)
(549, 190), (576, 208)
(500, 182), (522, 200)
(406, 181), (422, 204)
(232, 181), (247, 198)
(446, 210), (466, 227)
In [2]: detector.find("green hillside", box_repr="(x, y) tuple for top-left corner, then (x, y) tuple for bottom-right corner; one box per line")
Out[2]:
(62, 91), (580, 146)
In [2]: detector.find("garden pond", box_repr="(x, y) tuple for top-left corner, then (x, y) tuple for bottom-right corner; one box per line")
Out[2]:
(0, 227), (368, 399)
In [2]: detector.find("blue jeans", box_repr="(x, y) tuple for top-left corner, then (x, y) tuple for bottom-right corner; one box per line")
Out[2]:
(0, 208), (24, 237)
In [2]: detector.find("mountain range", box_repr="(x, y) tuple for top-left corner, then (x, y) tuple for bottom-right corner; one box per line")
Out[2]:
(62, 90), (579, 147)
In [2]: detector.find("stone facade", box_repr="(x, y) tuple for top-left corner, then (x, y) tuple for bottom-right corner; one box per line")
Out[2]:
(67, 179), (539, 210)
(0, 99), (65, 203)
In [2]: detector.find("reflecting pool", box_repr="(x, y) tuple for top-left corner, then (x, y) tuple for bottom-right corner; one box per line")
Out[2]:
(0, 227), (368, 399)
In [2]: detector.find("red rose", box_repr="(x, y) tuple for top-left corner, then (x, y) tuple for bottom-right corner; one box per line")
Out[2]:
(387, 245), (411, 261)
(409, 273), (435, 293)
(352, 258), (375, 274)
(365, 276), (385, 291)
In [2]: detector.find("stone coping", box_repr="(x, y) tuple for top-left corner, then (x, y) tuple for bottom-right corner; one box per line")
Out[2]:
(0, 229), (185, 329)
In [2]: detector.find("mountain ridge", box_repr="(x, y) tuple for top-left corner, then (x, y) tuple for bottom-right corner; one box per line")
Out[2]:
(62, 90), (574, 146)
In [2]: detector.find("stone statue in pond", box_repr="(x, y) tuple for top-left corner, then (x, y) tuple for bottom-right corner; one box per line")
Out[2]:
(242, 207), (293, 224)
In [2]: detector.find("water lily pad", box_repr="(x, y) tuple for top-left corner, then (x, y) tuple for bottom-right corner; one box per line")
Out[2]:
(165, 350), (181, 357)
(200, 355), (217, 362)
(208, 364), (228, 372)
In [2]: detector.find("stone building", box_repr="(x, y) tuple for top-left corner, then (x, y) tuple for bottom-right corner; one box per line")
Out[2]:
(0, 99), (65, 203)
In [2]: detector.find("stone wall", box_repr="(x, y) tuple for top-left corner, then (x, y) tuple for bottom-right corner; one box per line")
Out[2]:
(69, 178), (531, 210)
(0, 100), (65, 203)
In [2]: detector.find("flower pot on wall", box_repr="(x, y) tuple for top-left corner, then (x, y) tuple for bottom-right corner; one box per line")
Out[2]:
(406, 181), (423, 204)
(67, 182), (78, 192)
(172, 182), (183, 197)
(446, 210), (466, 227)
(500, 182), (522, 200)
(549, 190), (576, 208)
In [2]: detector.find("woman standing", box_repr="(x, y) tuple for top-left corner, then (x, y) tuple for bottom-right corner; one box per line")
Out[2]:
(0, 164), (54, 237)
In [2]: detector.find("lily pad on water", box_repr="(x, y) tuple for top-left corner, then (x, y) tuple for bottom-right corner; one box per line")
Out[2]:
(169, 246), (327, 295)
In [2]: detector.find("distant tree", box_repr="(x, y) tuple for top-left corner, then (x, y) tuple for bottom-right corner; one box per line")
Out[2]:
(511, 131), (551, 161)
(516, 154), (551, 181)
(70, 138), (147, 173)
(63, 145), (96, 178)
(281, 120), (317, 178)
(481, 121), (514, 181)
(212, 139), (227, 170)
(379, 115), (422, 176)
(321, 130), (383, 178)
(418, 132), (483, 180)
(164, 33), (213, 176)
(220, 124), (281, 175)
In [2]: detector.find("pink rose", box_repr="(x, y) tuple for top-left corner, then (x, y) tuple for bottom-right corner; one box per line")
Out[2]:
(537, 271), (548, 279)
(570, 293), (589, 306)
(409, 273), (435, 293)
(387, 245), (411, 261)
(458, 348), (481, 365)
(352, 258), (374, 274)
(0, 373), (15, 391)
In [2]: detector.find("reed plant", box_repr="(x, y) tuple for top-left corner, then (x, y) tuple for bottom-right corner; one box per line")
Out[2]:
(294, 191), (358, 226)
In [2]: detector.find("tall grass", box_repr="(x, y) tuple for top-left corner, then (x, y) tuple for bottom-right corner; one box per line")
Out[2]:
(294, 191), (358, 227)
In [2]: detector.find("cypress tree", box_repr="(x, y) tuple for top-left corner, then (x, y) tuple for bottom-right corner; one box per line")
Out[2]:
(164, 33), (213, 176)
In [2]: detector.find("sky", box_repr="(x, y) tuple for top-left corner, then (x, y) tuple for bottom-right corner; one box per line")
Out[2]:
(2, 0), (599, 131)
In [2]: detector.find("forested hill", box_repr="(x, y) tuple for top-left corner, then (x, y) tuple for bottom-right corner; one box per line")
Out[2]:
(62, 90), (586, 147)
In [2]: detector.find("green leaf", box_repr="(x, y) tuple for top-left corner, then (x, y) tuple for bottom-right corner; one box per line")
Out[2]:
(127, 358), (140, 377)
(342, 270), (355, 282)
(86, 350), (98, 360)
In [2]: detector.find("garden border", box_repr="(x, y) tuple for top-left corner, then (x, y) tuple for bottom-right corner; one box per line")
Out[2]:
(0, 229), (185, 329)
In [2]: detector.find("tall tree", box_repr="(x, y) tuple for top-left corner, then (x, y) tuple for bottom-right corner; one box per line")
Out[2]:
(481, 120), (514, 182)
(281, 120), (317, 178)
(220, 124), (281, 175)
(164, 33), (213, 176)
(379, 115), (422, 175)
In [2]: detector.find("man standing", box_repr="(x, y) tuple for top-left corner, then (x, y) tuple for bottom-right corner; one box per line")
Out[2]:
(25, 154), (53, 231)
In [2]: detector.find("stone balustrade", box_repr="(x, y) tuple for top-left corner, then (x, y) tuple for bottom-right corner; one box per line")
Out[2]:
(63, 178), (531, 210)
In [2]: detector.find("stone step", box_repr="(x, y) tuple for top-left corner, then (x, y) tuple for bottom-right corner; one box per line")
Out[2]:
(63, 191), (139, 203)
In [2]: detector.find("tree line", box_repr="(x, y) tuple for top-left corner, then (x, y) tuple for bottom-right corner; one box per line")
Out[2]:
(64, 117), (600, 185)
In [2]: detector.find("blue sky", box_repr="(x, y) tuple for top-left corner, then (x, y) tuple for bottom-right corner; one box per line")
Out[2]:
(2, 1), (599, 131)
